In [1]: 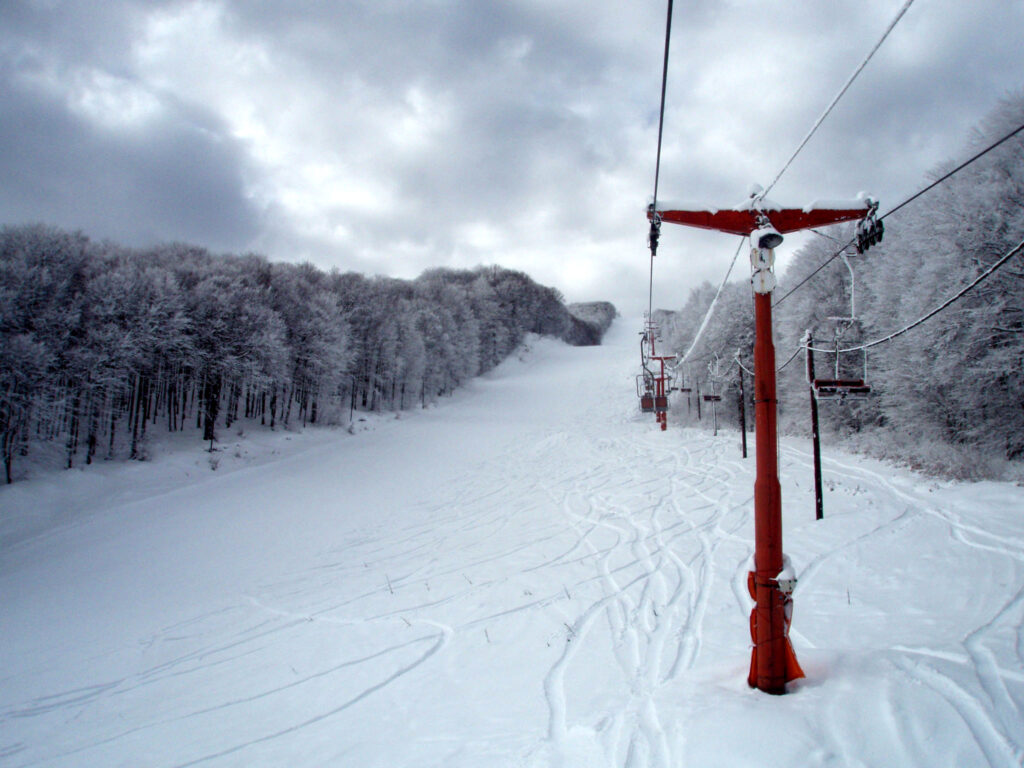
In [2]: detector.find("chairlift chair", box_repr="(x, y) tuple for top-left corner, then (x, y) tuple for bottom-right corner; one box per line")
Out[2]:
(812, 378), (871, 399)
(636, 374), (656, 413)
(811, 320), (872, 401)
(810, 253), (873, 401)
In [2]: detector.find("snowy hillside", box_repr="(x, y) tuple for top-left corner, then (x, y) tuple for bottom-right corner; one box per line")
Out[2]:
(2, 319), (1023, 767)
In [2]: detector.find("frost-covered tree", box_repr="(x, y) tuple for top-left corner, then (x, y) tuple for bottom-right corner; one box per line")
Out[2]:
(270, 262), (352, 427)
(0, 226), (612, 481)
(664, 91), (1024, 473)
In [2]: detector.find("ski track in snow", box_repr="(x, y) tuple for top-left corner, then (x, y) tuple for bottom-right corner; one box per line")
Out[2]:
(785, 444), (1024, 766)
(3, 322), (1024, 767)
(537, 428), (747, 768)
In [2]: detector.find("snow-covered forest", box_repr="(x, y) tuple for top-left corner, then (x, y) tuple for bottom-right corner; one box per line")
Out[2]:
(0, 235), (614, 483)
(654, 94), (1024, 479)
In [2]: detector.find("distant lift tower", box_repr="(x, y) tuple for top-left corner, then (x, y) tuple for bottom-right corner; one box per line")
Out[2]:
(648, 192), (875, 694)
(638, 317), (675, 431)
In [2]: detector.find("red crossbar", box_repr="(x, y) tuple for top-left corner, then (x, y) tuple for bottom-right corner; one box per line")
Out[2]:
(649, 206), (869, 236)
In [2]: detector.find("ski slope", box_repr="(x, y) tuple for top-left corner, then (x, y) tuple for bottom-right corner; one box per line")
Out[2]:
(2, 319), (1024, 767)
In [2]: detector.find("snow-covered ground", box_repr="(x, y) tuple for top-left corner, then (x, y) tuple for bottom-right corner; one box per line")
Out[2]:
(2, 320), (1024, 767)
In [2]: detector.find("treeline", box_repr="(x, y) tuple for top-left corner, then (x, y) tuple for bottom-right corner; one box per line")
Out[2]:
(0, 233), (612, 483)
(656, 92), (1024, 477)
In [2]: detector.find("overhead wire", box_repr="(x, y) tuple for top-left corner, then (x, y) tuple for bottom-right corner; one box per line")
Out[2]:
(833, 234), (1024, 353)
(645, 2), (1021, 410)
(647, 0), (674, 321)
(762, 0), (917, 198)
(775, 346), (804, 373)
(668, 1), (915, 372)
(877, 119), (1024, 221)
(778, 235), (1024, 374)
(674, 237), (747, 366)
(782, 234), (1023, 392)
(651, 0), (967, 381)
(773, 118), (1024, 308)
(650, 0), (673, 215)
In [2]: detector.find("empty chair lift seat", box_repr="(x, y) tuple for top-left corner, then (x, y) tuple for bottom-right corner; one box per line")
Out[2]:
(812, 378), (871, 398)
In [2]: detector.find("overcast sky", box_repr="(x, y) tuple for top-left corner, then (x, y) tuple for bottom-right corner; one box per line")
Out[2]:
(2, 0), (1022, 315)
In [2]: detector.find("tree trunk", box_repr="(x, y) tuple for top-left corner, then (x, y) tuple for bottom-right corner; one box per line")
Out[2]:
(203, 375), (221, 445)
(86, 388), (100, 465)
(65, 389), (81, 469)
(130, 374), (144, 460)
(224, 382), (234, 429)
(3, 430), (13, 485)
(108, 411), (118, 460)
(140, 375), (151, 441)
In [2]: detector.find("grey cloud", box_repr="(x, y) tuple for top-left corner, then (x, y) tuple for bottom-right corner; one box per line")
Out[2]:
(0, 72), (261, 251)
(1, 0), (1022, 314)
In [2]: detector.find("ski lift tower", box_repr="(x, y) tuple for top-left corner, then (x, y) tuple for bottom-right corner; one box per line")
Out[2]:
(649, 190), (876, 694)
(641, 317), (675, 431)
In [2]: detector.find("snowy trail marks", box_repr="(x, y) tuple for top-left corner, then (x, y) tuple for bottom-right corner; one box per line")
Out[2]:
(4, 324), (1024, 767)
(784, 443), (1024, 766)
(529, 422), (747, 768)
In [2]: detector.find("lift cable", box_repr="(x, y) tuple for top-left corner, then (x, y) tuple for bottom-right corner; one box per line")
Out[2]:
(781, 233), (1024, 373)
(709, 354), (738, 382)
(650, 0), (674, 214)
(650, 0), (911, 375)
(762, 0), (916, 198)
(647, 0), (675, 320)
(659, 0), (921, 378)
(673, 236), (747, 366)
(826, 234), (1024, 353)
(878, 119), (1024, 221)
(773, 118), (1024, 309)
(735, 356), (755, 377)
(776, 346), (804, 373)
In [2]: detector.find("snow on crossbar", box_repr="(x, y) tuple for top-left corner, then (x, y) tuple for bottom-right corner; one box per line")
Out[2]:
(648, 204), (870, 236)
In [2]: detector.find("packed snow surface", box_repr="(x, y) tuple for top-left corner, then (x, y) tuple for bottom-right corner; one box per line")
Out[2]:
(2, 320), (1024, 767)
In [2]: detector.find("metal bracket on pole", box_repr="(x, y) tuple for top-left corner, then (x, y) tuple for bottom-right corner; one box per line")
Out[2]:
(648, 207), (662, 258)
(750, 245), (777, 294)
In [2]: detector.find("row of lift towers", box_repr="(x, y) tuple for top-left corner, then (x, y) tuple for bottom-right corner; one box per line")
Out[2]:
(636, 321), (725, 434)
(639, 194), (881, 694)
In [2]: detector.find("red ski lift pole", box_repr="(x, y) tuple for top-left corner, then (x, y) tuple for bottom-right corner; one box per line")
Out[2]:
(650, 194), (873, 694)
(749, 263), (802, 693)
